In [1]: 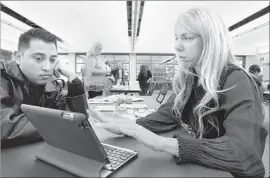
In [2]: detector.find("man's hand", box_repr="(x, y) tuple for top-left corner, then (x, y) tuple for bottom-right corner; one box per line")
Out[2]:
(54, 60), (77, 82)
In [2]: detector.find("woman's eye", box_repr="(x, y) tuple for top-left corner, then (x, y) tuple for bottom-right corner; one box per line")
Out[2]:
(184, 36), (193, 40)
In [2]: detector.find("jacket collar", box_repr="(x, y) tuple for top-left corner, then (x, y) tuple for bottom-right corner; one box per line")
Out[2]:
(3, 60), (58, 92)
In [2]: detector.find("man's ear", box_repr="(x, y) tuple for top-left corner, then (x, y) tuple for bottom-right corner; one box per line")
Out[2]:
(13, 51), (22, 65)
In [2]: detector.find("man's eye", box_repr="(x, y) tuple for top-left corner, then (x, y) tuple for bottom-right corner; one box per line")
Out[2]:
(50, 58), (57, 63)
(35, 57), (42, 61)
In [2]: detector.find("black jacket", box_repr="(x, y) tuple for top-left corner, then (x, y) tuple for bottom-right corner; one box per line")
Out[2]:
(1, 60), (88, 148)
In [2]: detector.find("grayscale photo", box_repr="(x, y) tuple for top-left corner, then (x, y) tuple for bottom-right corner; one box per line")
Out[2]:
(0, 1), (269, 177)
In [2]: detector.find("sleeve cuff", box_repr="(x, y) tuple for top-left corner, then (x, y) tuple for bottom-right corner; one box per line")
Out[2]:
(67, 77), (85, 97)
(173, 133), (203, 164)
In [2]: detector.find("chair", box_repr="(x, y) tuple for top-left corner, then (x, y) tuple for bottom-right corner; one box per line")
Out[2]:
(156, 84), (168, 104)
(147, 83), (156, 96)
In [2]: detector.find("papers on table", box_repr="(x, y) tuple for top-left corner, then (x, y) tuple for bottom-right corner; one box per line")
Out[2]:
(95, 105), (115, 112)
(119, 104), (147, 109)
(105, 95), (144, 103)
(88, 98), (114, 104)
(131, 97), (144, 102)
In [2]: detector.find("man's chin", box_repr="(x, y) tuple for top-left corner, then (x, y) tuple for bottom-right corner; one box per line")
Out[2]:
(35, 79), (51, 85)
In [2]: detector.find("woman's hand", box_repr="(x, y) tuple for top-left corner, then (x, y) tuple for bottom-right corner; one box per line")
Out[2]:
(89, 109), (178, 154)
(87, 107), (113, 123)
(95, 118), (164, 151)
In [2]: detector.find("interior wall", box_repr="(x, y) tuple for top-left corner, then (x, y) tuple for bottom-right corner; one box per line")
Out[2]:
(129, 53), (137, 81)
(259, 53), (269, 81)
(0, 49), (13, 61)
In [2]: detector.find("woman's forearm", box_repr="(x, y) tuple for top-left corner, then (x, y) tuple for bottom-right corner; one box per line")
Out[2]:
(159, 137), (179, 156)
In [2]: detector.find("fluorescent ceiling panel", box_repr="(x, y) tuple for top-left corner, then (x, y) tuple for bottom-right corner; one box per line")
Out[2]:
(136, 1), (269, 53)
(2, 1), (130, 52)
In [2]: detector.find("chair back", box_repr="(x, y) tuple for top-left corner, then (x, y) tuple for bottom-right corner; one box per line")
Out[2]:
(147, 83), (156, 96)
(156, 83), (168, 104)
(160, 84), (168, 95)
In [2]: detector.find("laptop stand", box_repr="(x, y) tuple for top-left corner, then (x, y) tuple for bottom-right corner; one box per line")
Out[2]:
(34, 143), (112, 177)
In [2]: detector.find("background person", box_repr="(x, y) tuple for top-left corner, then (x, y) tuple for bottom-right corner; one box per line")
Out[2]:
(81, 42), (111, 99)
(112, 62), (124, 85)
(249, 64), (265, 96)
(137, 65), (150, 95)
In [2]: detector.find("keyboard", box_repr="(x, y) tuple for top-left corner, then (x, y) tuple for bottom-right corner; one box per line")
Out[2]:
(101, 143), (137, 170)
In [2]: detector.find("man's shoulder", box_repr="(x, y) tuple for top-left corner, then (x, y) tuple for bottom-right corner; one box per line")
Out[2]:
(0, 61), (10, 80)
(0, 61), (7, 71)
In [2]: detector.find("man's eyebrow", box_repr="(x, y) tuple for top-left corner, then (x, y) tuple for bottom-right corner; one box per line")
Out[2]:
(30, 52), (46, 56)
(30, 53), (57, 58)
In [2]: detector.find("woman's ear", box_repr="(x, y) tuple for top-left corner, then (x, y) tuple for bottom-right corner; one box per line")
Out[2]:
(13, 51), (22, 65)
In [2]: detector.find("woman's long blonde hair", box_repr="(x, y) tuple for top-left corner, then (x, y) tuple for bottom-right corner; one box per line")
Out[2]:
(172, 7), (237, 138)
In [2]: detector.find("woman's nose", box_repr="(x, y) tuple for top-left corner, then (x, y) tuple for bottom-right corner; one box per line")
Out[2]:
(175, 43), (184, 52)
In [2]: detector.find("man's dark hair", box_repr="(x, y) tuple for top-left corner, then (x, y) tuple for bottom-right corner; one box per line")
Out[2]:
(249, 64), (261, 74)
(18, 28), (58, 51)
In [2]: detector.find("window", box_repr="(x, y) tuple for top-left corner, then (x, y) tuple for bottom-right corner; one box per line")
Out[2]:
(75, 54), (130, 79)
(75, 54), (86, 81)
(234, 56), (245, 68)
(136, 55), (174, 83)
(114, 55), (130, 77)
(57, 54), (70, 81)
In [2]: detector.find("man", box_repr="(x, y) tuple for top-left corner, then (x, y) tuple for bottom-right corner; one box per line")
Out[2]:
(112, 63), (124, 85)
(1, 28), (88, 148)
(248, 64), (265, 96)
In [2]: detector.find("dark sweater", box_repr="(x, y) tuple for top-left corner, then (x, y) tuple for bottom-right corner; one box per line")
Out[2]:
(136, 64), (268, 177)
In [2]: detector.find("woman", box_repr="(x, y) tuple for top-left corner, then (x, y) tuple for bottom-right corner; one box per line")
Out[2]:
(146, 65), (153, 93)
(137, 65), (150, 95)
(82, 42), (111, 99)
(89, 8), (267, 177)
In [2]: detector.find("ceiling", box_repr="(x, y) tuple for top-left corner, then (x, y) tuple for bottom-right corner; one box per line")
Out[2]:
(1, 1), (269, 54)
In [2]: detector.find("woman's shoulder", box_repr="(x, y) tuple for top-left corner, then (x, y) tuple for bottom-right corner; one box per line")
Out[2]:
(219, 63), (247, 89)
(219, 64), (259, 99)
